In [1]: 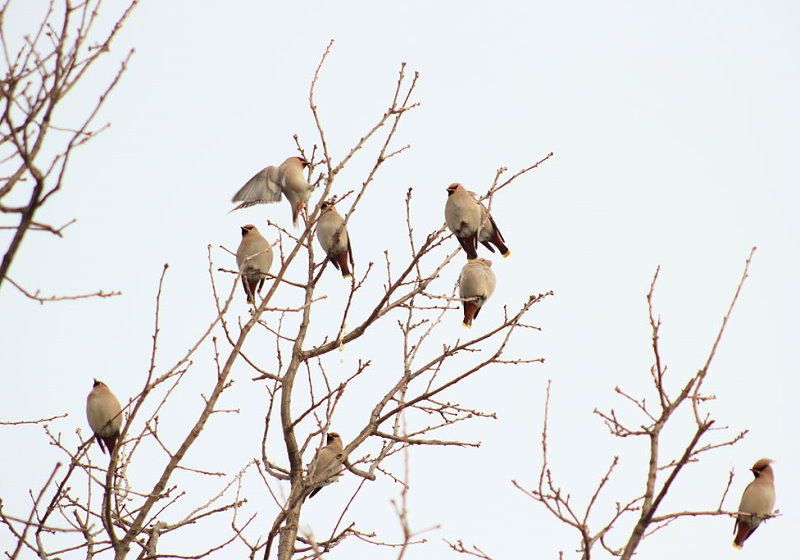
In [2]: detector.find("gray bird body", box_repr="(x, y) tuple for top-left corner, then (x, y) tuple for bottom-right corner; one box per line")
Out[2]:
(733, 458), (776, 548)
(86, 380), (123, 454)
(231, 157), (312, 224)
(459, 258), (496, 327)
(307, 432), (344, 498)
(279, 157), (313, 224)
(445, 183), (482, 260)
(316, 202), (354, 277)
(236, 225), (274, 304)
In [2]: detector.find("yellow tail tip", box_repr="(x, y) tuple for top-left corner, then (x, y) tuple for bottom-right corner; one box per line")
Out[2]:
(732, 543), (743, 550)
(462, 322), (472, 328)
(502, 250), (511, 258)
(342, 273), (351, 279)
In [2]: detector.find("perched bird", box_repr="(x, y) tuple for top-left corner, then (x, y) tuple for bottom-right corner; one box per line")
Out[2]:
(86, 380), (123, 455)
(733, 458), (776, 549)
(236, 224), (274, 304)
(478, 201), (510, 257)
(459, 258), (496, 327)
(307, 432), (344, 499)
(445, 183), (482, 260)
(316, 200), (354, 278)
(231, 156), (313, 225)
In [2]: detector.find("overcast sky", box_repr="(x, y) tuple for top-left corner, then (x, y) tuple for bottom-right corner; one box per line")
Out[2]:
(2, 1), (798, 558)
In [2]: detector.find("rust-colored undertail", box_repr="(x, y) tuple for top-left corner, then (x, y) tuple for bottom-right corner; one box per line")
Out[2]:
(243, 276), (264, 304)
(733, 519), (756, 549)
(97, 433), (119, 455)
(292, 200), (304, 226)
(331, 250), (352, 278)
(457, 232), (479, 260)
(462, 301), (480, 327)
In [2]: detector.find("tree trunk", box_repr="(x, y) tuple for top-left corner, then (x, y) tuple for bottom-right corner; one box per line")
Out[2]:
(277, 503), (302, 560)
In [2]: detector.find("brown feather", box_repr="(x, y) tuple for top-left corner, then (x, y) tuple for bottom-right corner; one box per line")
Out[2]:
(463, 301), (479, 327)
(457, 233), (479, 260)
(347, 238), (354, 273)
(292, 200), (304, 225)
(102, 433), (119, 455)
(241, 278), (252, 303)
(243, 276), (263, 304)
(480, 216), (510, 257)
(331, 250), (352, 278)
(733, 518), (755, 548)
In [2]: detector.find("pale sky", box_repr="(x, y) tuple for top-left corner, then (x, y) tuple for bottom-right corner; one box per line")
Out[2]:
(2, 1), (798, 558)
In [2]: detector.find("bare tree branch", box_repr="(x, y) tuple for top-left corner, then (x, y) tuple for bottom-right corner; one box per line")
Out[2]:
(518, 248), (758, 559)
(0, 0), (138, 299)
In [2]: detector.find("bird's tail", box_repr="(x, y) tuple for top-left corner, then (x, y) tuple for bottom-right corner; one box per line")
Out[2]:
(458, 234), (479, 260)
(102, 433), (119, 455)
(463, 302), (479, 327)
(732, 521), (752, 549)
(485, 230), (510, 257)
(244, 277), (260, 304)
(332, 251), (352, 278)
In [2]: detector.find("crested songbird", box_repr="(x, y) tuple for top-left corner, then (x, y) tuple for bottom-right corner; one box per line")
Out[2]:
(231, 156), (313, 225)
(236, 224), (274, 304)
(307, 432), (344, 499)
(445, 183), (481, 260)
(86, 380), (123, 455)
(316, 200), (354, 278)
(733, 458), (776, 549)
(459, 258), (496, 327)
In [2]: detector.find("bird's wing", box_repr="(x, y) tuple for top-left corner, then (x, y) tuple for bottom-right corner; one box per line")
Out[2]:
(231, 166), (282, 207)
(480, 203), (505, 239)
